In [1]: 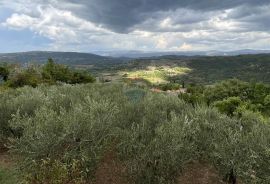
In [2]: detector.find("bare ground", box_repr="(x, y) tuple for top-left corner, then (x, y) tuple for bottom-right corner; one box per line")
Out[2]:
(177, 161), (226, 184)
(93, 152), (229, 184)
(0, 143), (13, 169)
(93, 148), (128, 184)
(0, 143), (240, 184)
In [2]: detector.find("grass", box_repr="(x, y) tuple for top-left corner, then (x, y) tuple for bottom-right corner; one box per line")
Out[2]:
(121, 66), (191, 84)
(0, 167), (19, 184)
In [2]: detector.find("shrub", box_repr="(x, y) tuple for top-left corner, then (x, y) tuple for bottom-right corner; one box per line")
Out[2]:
(0, 83), (269, 183)
(118, 101), (270, 184)
(42, 58), (95, 84)
(7, 84), (125, 182)
(158, 83), (180, 91)
(7, 67), (42, 88)
(23, 158), (86, 184)
(180, 79), (270, 117)
(1, 59), (95, 89)
(214, 97), (242, 116)
(42, 58), (72, 83)
(70, 71), (96, 84)
(0, 66), (9, 81)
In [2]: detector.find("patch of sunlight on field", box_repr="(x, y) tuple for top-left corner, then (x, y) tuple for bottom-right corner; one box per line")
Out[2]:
(120, 66), (191, 84)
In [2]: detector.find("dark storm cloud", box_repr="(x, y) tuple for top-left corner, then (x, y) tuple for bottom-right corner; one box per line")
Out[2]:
(226, 5), (270, 31)
(2, 0), (270, 51)
(62, 0), (270, 33)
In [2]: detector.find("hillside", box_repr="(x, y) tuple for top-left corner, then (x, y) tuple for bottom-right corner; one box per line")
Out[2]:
(1, 52), (270, 84)
(94, 54), (270, 85)
(0, 51), (128, 66)
(140, 54), (270, 84)
(95, 49), (270, 58)
(1, 55), (270, 183)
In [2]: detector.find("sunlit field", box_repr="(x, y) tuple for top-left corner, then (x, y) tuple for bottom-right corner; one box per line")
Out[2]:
(121, 66), (191, 84)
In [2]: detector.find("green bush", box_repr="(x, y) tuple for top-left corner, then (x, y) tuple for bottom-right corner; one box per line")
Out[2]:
(214, 97), (242, 116)
(70, 71), (96, 84)
(42, 58), (95, 84)
(0, 83), (269, 183)
(3, 84), (125, 182)
(7, 66), (42, 88)
(118, 95), (270, 184)
(0, 66), (9, 81)
(0, 59), (95, 89)
(23, 158), (86, 184)
(180, 79), (270, 117)
(42, 58), (72, 83)
(158, 83), (180, 91)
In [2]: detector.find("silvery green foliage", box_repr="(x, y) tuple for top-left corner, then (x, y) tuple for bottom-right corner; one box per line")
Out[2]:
(5, 84), (125, 179)
(117, 95), (270, 184)
(0, 83), (269, 183)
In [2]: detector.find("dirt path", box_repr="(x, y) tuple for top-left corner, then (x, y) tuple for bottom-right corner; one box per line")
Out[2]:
(177, 162), (225, 184)
(0, 142), (15, 170)
(93, 148), (128, 184)
(0, 144), (235, 184)
(0, 152), (14, 170)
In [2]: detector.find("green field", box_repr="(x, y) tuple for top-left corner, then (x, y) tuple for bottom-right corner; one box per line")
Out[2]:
(121, 66), (191, 84)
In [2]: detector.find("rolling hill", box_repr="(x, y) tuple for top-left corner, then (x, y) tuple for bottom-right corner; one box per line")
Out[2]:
(0, 51), (128, 65)
(127, 54), (270, 84)
(1, 51), (270, 84)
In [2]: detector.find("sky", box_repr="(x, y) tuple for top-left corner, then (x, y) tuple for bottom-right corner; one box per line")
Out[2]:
(0, 0), (270, 53)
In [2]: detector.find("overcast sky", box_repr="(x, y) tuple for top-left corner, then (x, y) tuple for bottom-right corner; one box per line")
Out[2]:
(0, 0), (270, 53)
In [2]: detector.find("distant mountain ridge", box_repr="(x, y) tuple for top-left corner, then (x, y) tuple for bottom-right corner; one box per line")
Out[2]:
(1, 50), (270, 66)
(0, 51), (126, 65)
(95, 49), (270, 58)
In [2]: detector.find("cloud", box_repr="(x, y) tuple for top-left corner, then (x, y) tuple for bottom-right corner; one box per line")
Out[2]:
(1, 0), (270, 52)
(2, 5), (111, 42)
(178, 43), (193, 51)
(59, 0), (270, 33)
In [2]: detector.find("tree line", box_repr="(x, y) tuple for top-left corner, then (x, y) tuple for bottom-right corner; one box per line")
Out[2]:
(179, 79), (270, 119)
(0, 58), (95, 88)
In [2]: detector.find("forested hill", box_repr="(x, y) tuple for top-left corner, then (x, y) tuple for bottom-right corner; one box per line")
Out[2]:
(181, 54), (270, 84)
(1, 51), (270, 84)
(129, 54), (270, 84)
(0, 51), (128, 65)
